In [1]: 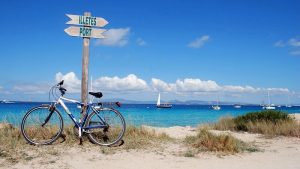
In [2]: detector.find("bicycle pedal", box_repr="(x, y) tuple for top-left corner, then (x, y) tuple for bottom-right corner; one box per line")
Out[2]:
(83, 130), (92, 134)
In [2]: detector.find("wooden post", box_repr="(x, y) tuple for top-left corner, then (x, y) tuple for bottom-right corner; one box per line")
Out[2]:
(64, 12), (108, 145)
(81, 12), (91, 119)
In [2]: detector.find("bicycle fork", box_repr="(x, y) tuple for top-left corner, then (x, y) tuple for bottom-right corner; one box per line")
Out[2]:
(78, 119), (83, 145)
(42, 104), (56, 127)
(78, 120), (82, 138)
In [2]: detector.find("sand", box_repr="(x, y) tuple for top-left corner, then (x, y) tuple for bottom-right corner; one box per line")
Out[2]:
(3, 113), (300, 169)
(290, 113), (300, 123)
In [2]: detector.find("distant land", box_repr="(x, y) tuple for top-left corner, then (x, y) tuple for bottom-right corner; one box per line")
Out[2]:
(101, 98), (300, 106)
(1, 99), (300, 106)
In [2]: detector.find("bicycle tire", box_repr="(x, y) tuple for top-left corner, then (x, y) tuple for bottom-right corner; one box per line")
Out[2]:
(86, 108), (126, 146)
(21, 105), (63, 145)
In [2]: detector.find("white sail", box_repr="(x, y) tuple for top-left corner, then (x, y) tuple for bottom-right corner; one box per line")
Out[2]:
(268, 90), (271, 106)
(286, 95), (292, 107)
(157, 93), (161, 106)
(212, 95), (221, 110)
(263, 90), (276, 110)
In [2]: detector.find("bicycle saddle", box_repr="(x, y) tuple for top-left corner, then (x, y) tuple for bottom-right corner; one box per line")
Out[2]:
(88, 92), (103, 98)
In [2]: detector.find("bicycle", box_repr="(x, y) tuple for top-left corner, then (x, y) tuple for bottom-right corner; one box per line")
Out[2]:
(20, 80), (126, 146)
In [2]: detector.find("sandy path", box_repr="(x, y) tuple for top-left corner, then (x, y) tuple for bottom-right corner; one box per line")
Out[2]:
(3, 113), (300, 169)
(290, 113), (300, 123)
(6, 125), (300, 169)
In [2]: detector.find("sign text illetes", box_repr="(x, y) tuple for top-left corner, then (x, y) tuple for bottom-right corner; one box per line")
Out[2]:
(79, 16), (97, 26)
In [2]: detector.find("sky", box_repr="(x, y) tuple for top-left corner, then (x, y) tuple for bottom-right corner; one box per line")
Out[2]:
(0, 0), (300, 104)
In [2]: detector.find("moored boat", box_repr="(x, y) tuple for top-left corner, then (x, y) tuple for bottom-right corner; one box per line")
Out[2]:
(156, 93), (172, 108)
(262, 91), (275, 110)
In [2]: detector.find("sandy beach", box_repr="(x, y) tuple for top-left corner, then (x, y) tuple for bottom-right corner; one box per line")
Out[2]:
(290, 113), (300, 123)
(2, 113), (300, 169)
(5, 129), (300, 169)
(12, 135), (299, 169)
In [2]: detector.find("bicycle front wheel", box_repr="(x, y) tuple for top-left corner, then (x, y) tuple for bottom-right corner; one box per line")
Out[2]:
(21, 105), (63, 145)
(86, 108), (126, 146)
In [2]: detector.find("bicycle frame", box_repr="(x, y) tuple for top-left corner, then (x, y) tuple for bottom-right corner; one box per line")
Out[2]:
(55, 96), (108, 135)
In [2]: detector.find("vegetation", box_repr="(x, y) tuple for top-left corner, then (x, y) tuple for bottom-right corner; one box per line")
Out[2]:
(213, 110), (300, 137)
(2, 110), (295, 164)
(122, 126), (173, 150)
(184, 129), (256, 155)
(0, 124), (173, 164)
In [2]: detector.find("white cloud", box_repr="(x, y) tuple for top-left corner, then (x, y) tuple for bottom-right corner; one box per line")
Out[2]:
(267, 88), (290, 93)
(0, 86), (8, 94)
(188, 35), (210, 48)
(7, 72), (292, 101)
(151, 78), (289, 95)
(55, 72), (81, 93)
(274, 40), (285, 47)
(288, 38), (300, 47)
(223, 85), (257, 93)
(176, 78), (221, 92)
(275, 37), (300, 56)
(94, 74), (148, 92)
(13, 83), (50, 94)
(152, 78), (221, 93)
(136, 38), (146, 46)
(289, 50), (300, 56)
(151, 78), (176, 92)
(51, 72), (149, 94)
(96, 28), (130, 47)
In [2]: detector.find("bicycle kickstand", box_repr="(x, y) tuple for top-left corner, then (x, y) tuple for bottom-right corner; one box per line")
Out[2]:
(79, 126), (83, 145)
(79, 137), (83, 145)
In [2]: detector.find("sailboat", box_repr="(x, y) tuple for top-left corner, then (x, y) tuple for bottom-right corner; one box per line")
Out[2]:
(286, 95), (292, 108)
(212, 96), (221, 110)
(234, 104), (242, 109)
(1, 100), (14, 104)
(262, 91), (275, 110)
(156, 93), (172, 108)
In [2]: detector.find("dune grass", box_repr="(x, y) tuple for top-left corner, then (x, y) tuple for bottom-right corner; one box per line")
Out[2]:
(184, 128), (256, 155)
(2, 111), (293, 163)
(0, 123), (174, 164)
(122, 126), (173, 150)
(0, 123), (25, 163)
(213, 110), (300, 137)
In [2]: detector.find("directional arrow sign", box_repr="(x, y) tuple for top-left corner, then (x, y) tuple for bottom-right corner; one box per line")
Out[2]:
(66, 14), (108, 27)
(64, 26), (106, 38)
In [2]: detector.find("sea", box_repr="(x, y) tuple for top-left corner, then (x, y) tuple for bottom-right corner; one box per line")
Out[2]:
(1, 102), (299, 127)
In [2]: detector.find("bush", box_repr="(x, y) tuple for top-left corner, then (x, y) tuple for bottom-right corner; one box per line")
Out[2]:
(213, 116), (235, 131)
(122, 126), (173, 149)
(213, 110), (300, 137)
(234, 110), (291, 131)
(184, 129), (255, 154)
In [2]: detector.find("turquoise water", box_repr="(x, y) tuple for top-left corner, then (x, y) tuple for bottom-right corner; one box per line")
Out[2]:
(1, 102), (300, 127)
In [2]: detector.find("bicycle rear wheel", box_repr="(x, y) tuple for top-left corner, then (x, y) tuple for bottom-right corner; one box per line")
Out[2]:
(86, 108), (126, 146)
(21, 105), (63, 145)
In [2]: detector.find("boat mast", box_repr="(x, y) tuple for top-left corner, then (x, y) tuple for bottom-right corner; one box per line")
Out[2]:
(157, 93), (161, 106)
(268, 90), (271, 106)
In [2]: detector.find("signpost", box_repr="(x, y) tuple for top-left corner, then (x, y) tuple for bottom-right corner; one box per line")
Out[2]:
(66, 14), (108, 27)
(64, 12), (108, 140)
(64, 26), (106, 38)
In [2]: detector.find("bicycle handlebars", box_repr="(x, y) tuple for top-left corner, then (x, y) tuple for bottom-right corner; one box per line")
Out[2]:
(57, 80), (64, 86)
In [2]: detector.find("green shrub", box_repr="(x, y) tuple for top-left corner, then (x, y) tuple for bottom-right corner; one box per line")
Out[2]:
(234, 110), (291, 131)
(213, 110), (300, 137)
